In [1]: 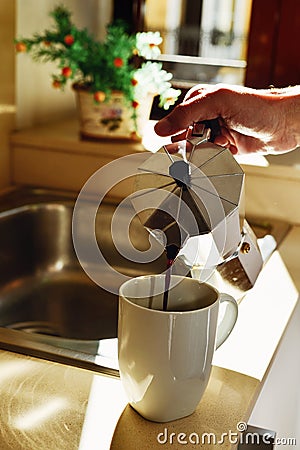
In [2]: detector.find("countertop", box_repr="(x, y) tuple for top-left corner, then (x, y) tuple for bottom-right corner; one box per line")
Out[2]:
(0, 351), (257, 450)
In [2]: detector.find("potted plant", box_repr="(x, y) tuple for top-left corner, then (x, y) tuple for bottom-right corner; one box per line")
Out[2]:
(15, 5), (181, 140)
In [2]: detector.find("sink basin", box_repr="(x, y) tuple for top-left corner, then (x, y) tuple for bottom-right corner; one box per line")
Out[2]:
(0, 187), (168, 375)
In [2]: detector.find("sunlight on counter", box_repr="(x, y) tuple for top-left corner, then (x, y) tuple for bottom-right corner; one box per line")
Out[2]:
(213, 249), (299, 380)
(13, 397), (68, 431)
(0, 360), (33, 383)
(79, 375), (127, 450)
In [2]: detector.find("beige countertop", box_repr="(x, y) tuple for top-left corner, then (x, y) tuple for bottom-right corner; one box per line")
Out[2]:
(4, 120), (300, 449)
(0, 350), (258, 450)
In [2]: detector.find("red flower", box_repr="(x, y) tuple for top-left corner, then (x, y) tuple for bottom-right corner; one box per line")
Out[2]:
(131, 78), (138, 86)
(93, 91), (106, 103)
(113, 57), (124, 68)
(52, 79), (62, 89)
(15, 42), (27, 53)
(132, 100), (139, 109)
(64, 34), (74, 46)
(130, 131), (139, 141)
(61, 66), (72, 78)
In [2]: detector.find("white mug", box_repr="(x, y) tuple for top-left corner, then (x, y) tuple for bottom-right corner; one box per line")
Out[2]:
(118, 274), (238, 422)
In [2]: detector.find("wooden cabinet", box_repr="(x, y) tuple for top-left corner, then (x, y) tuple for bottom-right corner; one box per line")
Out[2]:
(245, 0), (300, 88)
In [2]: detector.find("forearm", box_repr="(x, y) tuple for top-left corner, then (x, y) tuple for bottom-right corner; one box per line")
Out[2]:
(285, 89), (300, 148)
(268, 86), (300, 149)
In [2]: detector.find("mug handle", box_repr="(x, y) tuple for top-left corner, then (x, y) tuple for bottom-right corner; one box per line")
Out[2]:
(215, 293), (238, 349)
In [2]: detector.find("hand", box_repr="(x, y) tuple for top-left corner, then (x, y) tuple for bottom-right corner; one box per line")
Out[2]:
(154, 84), (300, 155)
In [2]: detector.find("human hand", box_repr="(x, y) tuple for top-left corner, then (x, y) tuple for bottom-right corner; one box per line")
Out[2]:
(154, 84), (300, 155)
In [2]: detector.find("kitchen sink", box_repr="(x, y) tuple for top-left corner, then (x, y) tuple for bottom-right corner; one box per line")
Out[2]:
(0, 187), (169, 376)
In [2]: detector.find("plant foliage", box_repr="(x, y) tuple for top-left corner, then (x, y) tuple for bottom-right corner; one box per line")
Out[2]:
(15, 4), (181, 116)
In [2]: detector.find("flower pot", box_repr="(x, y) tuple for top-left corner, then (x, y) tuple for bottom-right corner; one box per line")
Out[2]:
(73, 85), (154, 141)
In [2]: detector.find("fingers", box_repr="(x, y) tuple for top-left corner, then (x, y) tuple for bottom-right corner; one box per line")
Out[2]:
(227, 130), (267, 155)
(182, 84), (212, 101)
(154, 108), (190, 137)
(229, 144), (238, 155)
(214, 134), (229, 146)
(168, 130), (238, 155)
(171, 130), (188, 142)
(154, 102), (217, 137)
(154, 88), (222, 137)
(168, 123), (238, 155)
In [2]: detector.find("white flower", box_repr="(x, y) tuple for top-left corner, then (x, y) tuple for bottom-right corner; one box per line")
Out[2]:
(136, 31), (162, 59)
(132, 61), (180, 109)
(135, 62), (170, 90)
(132, 34), (181, 110)
(158, 87), (182, 110)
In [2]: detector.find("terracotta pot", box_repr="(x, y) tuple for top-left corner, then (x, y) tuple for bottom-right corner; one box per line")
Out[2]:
(73, 84), (154, 141)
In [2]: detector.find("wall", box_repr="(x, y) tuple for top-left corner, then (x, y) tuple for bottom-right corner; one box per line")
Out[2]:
(0, 0), (112, 189)
(16, 0), (112, 129)
(0, 1), (16, 188)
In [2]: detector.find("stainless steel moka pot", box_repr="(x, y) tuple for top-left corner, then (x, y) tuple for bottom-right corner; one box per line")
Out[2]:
(131, 120), (263, 300)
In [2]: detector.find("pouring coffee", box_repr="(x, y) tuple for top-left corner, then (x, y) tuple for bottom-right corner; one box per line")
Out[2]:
(131, 120), (263, 304)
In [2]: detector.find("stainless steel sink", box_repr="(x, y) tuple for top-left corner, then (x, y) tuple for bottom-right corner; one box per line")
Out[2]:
(0, 187), (168, 376)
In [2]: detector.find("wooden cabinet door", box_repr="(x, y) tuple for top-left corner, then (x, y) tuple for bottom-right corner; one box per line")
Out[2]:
(245, 0), (300, 88)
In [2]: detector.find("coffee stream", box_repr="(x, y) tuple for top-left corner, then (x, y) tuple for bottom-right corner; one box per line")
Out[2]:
(162, 244), (180, 311)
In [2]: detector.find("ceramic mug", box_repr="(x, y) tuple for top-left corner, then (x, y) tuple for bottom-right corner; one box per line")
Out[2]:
(118, 274), (238, 422)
